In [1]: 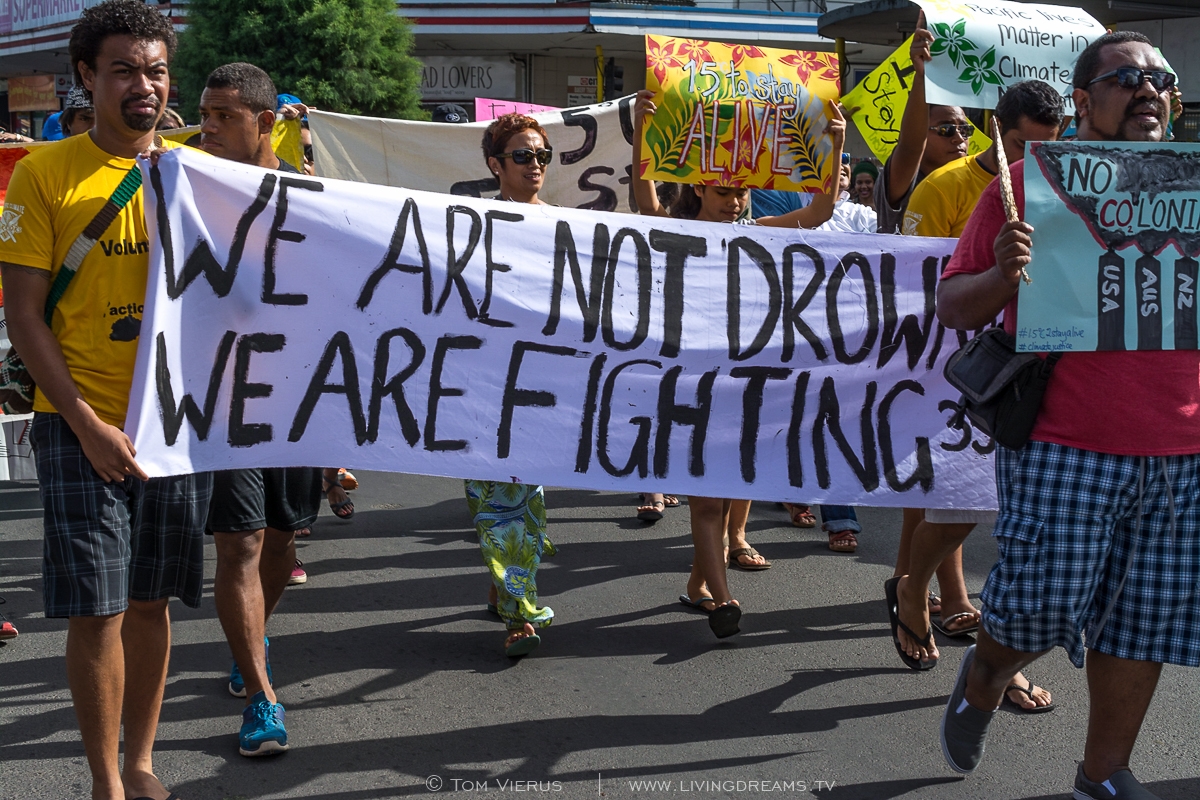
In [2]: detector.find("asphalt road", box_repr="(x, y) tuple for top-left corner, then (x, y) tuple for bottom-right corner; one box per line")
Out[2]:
(1, 472), (1197, 800)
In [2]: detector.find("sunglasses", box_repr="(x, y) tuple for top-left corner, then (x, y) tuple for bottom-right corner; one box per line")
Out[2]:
(494, 147), (553, 166)
(929, 123), (975, 139)
(1088, 67), (1176, 92)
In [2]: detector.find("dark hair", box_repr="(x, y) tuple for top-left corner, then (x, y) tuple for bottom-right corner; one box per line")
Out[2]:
(668, 184), (749, 220)
(156, 107), (185, 130)
(60, 107), (89, 131)
(1073, 30), (1154, 89)
(206, 62), (278, 115)
(69, 0), (177, 84)
(669, 186), (702, 219)
(851, 160), (878, 180)
(995, 80), (1064, 133)
(481, 113), (550, 167)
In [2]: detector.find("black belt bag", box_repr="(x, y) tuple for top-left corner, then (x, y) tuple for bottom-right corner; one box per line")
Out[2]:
(943, 328), (1061, 451)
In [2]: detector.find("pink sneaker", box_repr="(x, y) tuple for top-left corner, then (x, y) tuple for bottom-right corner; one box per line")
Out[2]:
(288, 559), (307, 586)
(0, 598), (17, 639)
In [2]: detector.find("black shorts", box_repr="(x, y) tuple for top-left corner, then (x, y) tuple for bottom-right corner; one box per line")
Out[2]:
(207, 467), (322, 534)
(32, 413), (213, 618)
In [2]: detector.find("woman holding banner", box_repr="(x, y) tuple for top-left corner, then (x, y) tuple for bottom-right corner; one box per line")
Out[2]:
(632, 90), (846, 638)
(465, 113), (560, 657)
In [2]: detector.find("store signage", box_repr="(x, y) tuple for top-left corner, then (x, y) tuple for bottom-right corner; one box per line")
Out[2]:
(7, 75), (59, 111)
(420, 57), (517, 101)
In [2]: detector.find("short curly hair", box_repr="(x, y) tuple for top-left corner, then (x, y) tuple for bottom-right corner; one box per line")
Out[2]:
(995, 79), (1064, 134)
(69, 0), (177, 85)
(481, 113), (551, 168)
(206, 62), (278, 115)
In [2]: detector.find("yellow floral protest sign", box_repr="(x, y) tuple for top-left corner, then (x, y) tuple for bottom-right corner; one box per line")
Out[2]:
(840, 37), (992, 164)
(641, 35), (841, 192)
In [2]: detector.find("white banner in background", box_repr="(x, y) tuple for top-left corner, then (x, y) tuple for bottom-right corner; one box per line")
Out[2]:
(309, 98), (641, 214)
(913, 0), (1104, 111)
(127, 150), (999, 509)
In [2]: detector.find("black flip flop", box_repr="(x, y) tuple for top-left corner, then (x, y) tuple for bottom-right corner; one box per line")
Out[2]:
(637, 501), (665, 522)
(885, 576), (937, 671)
(932, 611), (979, 638)
(679, 594), (715, 614)
(1002, 680), (1056, 714)
(708, 602), (741, 638)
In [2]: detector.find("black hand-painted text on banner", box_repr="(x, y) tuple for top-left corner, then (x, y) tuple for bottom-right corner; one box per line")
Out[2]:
(127, 150), (998, 509)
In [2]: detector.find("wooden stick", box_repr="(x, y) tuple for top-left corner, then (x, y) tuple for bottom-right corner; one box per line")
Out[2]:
(992, 117), (1031, 284)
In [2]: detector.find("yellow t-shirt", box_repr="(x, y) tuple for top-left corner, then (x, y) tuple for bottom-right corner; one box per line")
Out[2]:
(0, 134), (185, 427)
(901, 154), (996, 238)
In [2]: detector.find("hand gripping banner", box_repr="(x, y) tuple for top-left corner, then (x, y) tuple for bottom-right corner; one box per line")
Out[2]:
(127, 150), (1000, 509)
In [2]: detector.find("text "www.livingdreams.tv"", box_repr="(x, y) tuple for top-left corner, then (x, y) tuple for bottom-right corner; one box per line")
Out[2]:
(624, 779), (836, 793)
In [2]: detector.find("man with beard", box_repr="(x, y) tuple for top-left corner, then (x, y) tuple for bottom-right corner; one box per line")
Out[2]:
(197, 61), (322, 757)
(936, 32), (1195, 798)
(0, 2), (210, 798)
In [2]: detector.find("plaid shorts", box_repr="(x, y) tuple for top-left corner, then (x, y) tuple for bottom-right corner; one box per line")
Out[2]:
(982, 440), (1200, 668)
(32, 413), (213, 618)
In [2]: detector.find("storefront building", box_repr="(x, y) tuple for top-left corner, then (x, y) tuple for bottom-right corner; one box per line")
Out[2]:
(0, 1), (1194, 138)
(401, 1), (845, 117)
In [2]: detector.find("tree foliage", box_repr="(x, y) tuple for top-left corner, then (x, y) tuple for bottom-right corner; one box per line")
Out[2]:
(175, 0), (427, 120)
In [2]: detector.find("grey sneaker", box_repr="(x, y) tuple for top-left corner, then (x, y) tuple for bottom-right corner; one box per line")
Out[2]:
(940, 644), (995, 774)
(1073, 764), (1162, 799)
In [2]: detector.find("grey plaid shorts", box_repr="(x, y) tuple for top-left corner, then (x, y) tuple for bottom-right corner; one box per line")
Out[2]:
(32, 413), (213, 618)
(982, 440), (1200, 667)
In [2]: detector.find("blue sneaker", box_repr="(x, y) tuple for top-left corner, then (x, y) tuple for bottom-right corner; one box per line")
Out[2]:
(228, 636), (272, 698)
(239, 691), (288, 756)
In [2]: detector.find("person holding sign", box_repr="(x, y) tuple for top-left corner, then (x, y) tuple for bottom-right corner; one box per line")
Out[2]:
(197, 61), (324, 758)
(632, 89), (846, 638)
(889, 80), (1063, 713)
(633, 90), (845, 230)
(0, 3), (211, 799)
(936, 32), (1198, 798)
(874, 14), (975, 234)
(468, 113), (559, 658)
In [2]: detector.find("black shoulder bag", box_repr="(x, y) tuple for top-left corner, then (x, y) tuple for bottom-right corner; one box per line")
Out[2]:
(943, 327), (1062, 451)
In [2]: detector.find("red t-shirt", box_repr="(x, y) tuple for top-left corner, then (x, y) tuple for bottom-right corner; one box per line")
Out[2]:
(942, 160), (1200, 456)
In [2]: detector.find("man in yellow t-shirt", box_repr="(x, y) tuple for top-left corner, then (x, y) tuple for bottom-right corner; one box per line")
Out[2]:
(0, 4), (211, 799)
(901, 151), (996, 238)
(891, 80), (1063, 712)
(903, 80), (1064, 239)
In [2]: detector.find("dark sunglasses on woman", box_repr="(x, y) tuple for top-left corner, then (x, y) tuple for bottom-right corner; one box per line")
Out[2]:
(1088, 67), (1176, 92)
(495, 147), (553, 166)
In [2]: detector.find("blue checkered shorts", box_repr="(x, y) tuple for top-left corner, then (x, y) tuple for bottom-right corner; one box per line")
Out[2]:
(32, 413), (213, 618)
(982, 440), (1200, 667)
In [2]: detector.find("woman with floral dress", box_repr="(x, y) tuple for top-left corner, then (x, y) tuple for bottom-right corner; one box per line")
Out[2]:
(468, 113), (560, 657)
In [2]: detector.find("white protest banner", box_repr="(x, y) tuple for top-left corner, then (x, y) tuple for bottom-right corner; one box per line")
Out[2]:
(127, 149), (1000, 510)
(309, 98), (640, 214)
(912, 0), (1104, 112)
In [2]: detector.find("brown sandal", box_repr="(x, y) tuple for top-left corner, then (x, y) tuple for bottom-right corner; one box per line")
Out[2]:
(728, 546), (772, 570)
(827, 530), (858, 553)
(783, 503), (817, 528)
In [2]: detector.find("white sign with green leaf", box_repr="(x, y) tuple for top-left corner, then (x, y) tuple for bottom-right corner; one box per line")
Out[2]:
(912, 0), (1105, 112)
